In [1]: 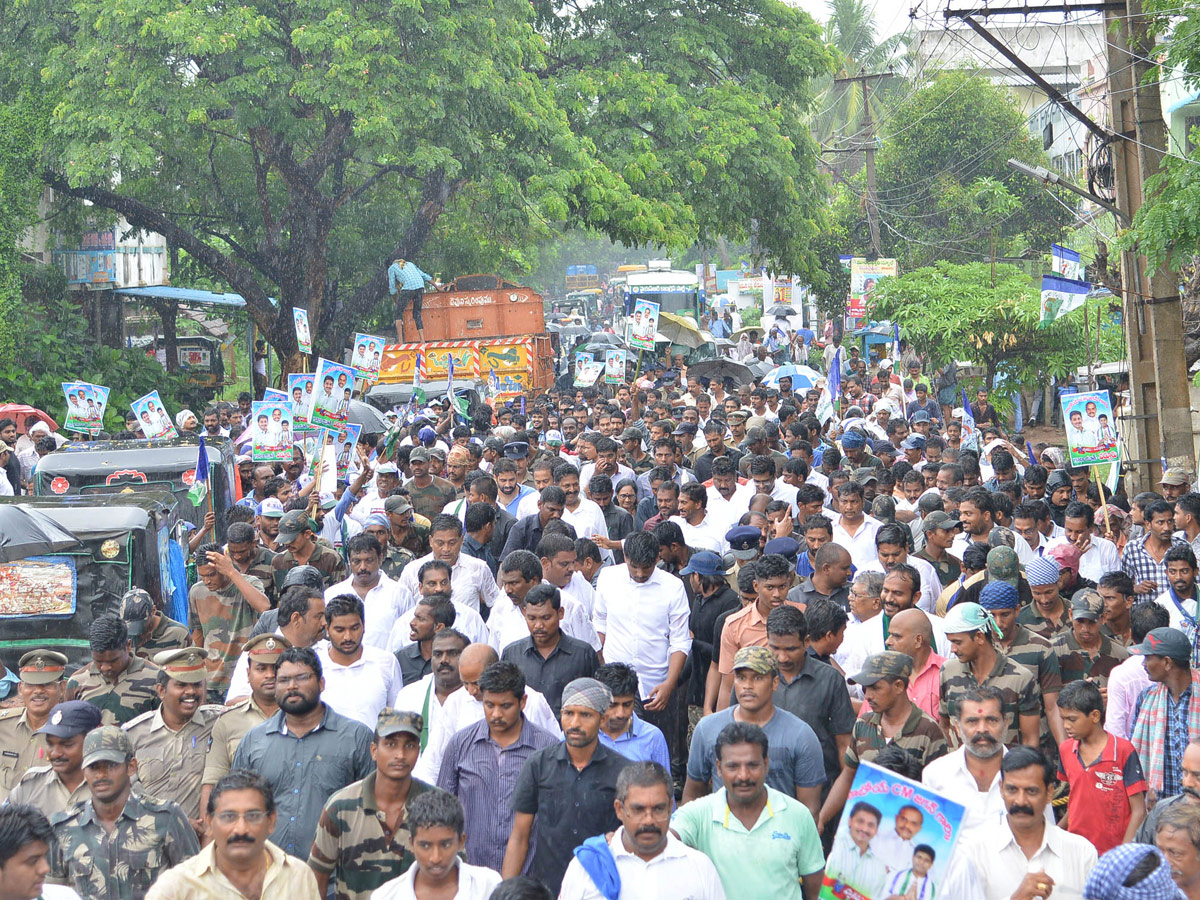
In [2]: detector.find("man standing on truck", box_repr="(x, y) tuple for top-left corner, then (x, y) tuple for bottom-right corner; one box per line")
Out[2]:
(388, 257), (434, 343)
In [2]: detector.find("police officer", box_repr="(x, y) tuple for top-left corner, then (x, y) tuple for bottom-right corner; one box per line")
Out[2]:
(200, 633), (290, 813)
(120, 589), (191, 660)
(52, 725), (200, 900)
(66, 614), (162, 725)
(123, 648), (223, 824)
(9, 700), (100, 816)
(0, 650), (67, 801)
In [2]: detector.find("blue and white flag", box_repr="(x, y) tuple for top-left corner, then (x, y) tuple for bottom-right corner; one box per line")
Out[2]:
(1052, 244), (1085, 281)
(960, 387), (978, 450)
(1039, 274), (1090, 328)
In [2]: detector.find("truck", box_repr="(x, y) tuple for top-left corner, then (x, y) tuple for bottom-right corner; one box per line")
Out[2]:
(564, 264), (600, 290)
(374, 274), (556, 399)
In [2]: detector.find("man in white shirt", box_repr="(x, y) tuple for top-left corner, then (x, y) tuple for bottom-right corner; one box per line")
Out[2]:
(388, 560), (492, 651)
(397, 515), (502, 614)
(670, 483), (727, 553)
(316, 594), (402, 728)
(555, 464), (610, 545)
(747, 454), (799, 516)
(958, 745), (1097, 900)
(858, 522), (942, 613)
(323, 533), (405, 650)
(1047, 501), (1121, 583)
(593, 531), (692, 768)
(831, 481), (882, 571)
(559, 760), (726, 900)
(705, 458), (754, 535)
(394, 628), (470, 754)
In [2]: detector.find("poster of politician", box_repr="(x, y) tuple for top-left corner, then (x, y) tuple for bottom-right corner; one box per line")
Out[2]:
(1060, 390), (1119, 467)
(248, 401), (294, 463)
(626, 299), (660, 351)
(604, 349), (626, 384)
(293, 308), (312, 355)
(305, 358), (353, 430)
(330, 422), (362, 481)
(288, 374), (316, 430)
(821, 761), (964, 900)
(130, 391), (177, 440)
(62, 381), (108, 435)
(350, 333), (386, 382)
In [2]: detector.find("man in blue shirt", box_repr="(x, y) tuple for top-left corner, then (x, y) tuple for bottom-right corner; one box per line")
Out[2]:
(387, 257), (433, 343)
(593, 662), (670, 772)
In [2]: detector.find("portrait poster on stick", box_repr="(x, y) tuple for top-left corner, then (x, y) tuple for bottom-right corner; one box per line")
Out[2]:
(1060, 390), (1119, 467)
(306, 358), (354, 430)
(248, 400), (294, 463)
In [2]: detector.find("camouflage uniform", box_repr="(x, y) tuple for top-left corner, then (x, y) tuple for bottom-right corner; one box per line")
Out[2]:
(186, 575), (265, 698)
(405, 477), (456, 522)
(1001, 625), (1063, 763)
(271, 543), (346, 590)
(1016, 603), (1071, 641)
(308, 772), (434, 900)
(233, 543), (279, 605)
(67, 656), (162, 726)
(52, 792), (199, 900)
(135, 616), (192, 660)
(1101, 623), (1134, 649)
(201, 696), (273, 787)
(397, 523), (430, 560)
(0, 708), (51, 802)
(845, 653), (949, 770)
(1050, 631), (1129, 688)
(939, 650), (1041, 747)
(382, 544), (417, 581)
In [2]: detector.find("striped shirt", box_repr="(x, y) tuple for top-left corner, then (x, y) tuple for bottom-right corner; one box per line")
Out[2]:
(1121, 533), (1188, 602)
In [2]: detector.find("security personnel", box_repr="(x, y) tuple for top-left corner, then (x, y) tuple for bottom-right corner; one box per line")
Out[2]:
(200, 633), (289, 813)
(9, 700), (100, 816)
(0, 650), (67, 801)
(120, 588), (191, 659)
(123, 648), (223, 823)
(51, 725), (199, 900)
(66, 614), (162, 725)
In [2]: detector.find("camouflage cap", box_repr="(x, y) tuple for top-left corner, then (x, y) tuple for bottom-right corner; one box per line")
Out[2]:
(375, 708), (423, 740)
(988, 527), (1017, 550)
(732, 646), (779, 675)
(1071, 588), (1104, 621)
(848, 651), (914, 686)
(986, 546), (1020, 587)
(276, 509), (315, 544)
(384, 495), (413, 516)
(82, 725), (133, 768)
(153, 647), (210, 683)
(119, 588), (155, 637)
(18, 649), (68, 685)
(242, 632), (292, 664)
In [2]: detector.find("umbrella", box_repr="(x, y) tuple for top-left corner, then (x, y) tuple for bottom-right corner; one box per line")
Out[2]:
(0, 505), (81, 562)
(709, 294), (734, 309)
(0, 405), (58, 433)
(750, 360), (774, 377)
(562, 325), (590, 338)
(581, 333), (625, 349)
(765, 305), (798, 317)
(346, 399), (387, 433)
(546, 322), (562, 333)
(686, 358), (755, 386)
(760, 364), (822, 390)
(656, 312), (707, 350)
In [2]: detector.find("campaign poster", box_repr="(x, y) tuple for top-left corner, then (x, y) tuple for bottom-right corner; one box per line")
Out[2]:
(293, 308), (312, 354)
(288, 374), (316, 430)
(262, 388), (290, 404)
(62, 381), (107, 434)
(350, 333), (387, 382)
(604, 349), (626, 384)
(574, 360), (604, 388)
(130, 390), (177, 440)
(1061, 389), (1119, 467)
(574, 352), (594, 382)
(849, 258), (898, 303)
(329, 422), (362, 481)
(626, 299), (660, 352)
(306, 358), (354, 430)
(249, 400), (294, 463)
(822, 761), (965, 900)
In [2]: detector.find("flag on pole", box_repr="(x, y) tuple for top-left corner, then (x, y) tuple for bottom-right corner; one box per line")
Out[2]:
(187, 435), (209, 506)
(489, 367), (500, 398)
(1039, 274), (1090, 328)
(892, 323), (901, 361)
(412, 349), (427, 407)
(520, 397), (526, 416)
(1051, 244), (1085, 281)
(828, 348), (842, 415)
(1025, 441), (1037, 467)
(960, 387), (977, 450)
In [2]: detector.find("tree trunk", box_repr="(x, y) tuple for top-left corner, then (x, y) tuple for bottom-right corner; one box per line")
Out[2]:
(153, 300), (180, 374)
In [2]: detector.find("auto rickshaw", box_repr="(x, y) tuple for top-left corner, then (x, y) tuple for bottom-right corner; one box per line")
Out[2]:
(35, 435), (236, 541)
(0, 493), (181, 672)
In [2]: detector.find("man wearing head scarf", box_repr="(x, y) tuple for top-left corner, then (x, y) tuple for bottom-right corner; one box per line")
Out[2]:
(1019, 556), (1071, 641)
(503, 677), (630, 893)
(175, 409), (198, 433)
(1085, 844), (1180, 900)
(939, 602), (1042, 749)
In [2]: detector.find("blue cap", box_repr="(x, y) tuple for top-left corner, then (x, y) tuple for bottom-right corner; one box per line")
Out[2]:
(34, 701), (103, 738)
(911, 411), (932, 424)
(680, 551), (730, 577)
(418, 426), (437, 445)
(503, 441), (529, 459)
(901, 434), (927, 450)
(872, 439), (897, 456)
(763, 536), (800, 561)
(841, 430), (866, 450)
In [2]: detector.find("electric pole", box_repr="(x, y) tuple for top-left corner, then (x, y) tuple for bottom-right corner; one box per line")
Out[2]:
(832, 72), (894, 257)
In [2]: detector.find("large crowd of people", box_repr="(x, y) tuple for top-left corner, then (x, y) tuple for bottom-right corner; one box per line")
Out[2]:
(0, 331), (1196, 900)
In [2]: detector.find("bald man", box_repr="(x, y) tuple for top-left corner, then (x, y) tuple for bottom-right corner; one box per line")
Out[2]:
(417, 644), (561, 781)
(884, 609), (945, 720)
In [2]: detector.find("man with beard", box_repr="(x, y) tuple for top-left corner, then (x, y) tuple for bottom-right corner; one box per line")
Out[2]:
(309, 709), (433, 900)
(146, 770), (320, 900)
(502, 678), (630, 893)
(7, 701), (98, 816)
(0, 650), (67, 801)
(324, 534), (405, 652)
(51, 725), (199, 900)
(394, 629), (470, 753)
(1130, 627), (1200, 803)
(672, 721), (825, 900)
(959, 747), (1097, 900)
(124, 648), (224, 823)
(587, 474), (634, 564)
(1018, 556), (1071, 640)
(559, 762), (725, 900)
(316, 595), (403, 729)
(231, 647), (374, 859)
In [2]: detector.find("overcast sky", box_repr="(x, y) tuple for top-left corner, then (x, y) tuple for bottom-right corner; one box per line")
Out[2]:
(787, 0), (921, 39)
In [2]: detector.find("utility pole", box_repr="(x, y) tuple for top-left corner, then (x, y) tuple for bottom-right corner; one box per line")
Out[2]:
(945, 2), (1193, 490)
(832, 72), (894, 257)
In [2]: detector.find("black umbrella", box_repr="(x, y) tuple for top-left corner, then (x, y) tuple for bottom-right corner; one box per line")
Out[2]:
(0, 505), (82, 563)
(346, 399), (388, 434)
(765, 305), (798, 317)
(562, 325), (591, 338)
(582, 332), (624, 348)
(686, 358), (756, 386)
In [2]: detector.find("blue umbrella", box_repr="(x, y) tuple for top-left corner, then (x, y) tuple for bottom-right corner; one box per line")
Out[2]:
(760, 364), (821, 390)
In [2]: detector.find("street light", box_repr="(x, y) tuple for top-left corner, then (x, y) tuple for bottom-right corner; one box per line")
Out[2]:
(1006, 158), (1129, 224)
